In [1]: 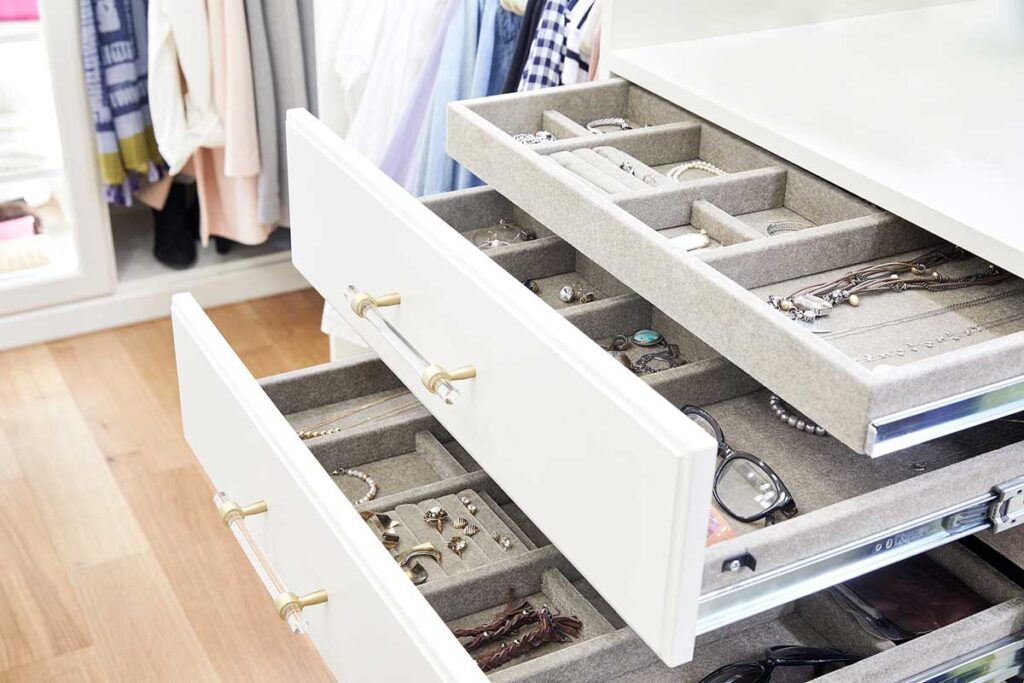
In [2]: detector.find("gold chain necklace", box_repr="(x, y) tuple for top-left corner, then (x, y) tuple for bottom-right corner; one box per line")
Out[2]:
(297, 391), (422, 440)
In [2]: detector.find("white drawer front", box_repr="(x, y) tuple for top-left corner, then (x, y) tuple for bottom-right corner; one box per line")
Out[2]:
(286, 109), (719, 666)
(171, 294), (483, 682)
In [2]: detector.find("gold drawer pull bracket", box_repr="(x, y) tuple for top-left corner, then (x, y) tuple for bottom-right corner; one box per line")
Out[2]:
(213, 492), (328, 634)
(345, 285), (477, 405)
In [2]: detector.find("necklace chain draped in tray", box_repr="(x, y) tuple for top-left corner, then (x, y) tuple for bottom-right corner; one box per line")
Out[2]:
(854, 310), (1024, 363)
(824, 286), (1024, 342)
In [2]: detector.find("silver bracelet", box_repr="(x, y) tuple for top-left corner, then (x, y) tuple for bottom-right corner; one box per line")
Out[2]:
(766, 221), (808, 236)
(667, 160), (727, 182)
(586, 117), (633, 134)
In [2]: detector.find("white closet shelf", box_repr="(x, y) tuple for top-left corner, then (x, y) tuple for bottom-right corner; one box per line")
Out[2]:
(0, 20), (41, 45)
(0, 222), (307, 351)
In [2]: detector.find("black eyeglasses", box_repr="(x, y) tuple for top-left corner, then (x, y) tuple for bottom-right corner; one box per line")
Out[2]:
(698, 645), (859, 683)
(681, 406), (798, 524)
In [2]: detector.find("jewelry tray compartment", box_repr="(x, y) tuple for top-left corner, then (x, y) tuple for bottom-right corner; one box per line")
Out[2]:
(263, 355), (1024, 682)
(468, 78), (694, 145)
(447, 80), (1024, 456)
(423, 186), (1024, 631)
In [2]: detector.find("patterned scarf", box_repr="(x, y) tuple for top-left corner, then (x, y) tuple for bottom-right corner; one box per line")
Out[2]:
(80, 0), (165, 205)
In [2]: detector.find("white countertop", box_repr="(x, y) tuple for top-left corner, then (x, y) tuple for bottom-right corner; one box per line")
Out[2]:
(608, 0), (1024, 275)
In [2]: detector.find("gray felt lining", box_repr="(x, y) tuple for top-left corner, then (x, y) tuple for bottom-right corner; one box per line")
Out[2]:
(542, 110), (589, 139)
(691, 200), (764, 246)
(449, 83), (1024, 451)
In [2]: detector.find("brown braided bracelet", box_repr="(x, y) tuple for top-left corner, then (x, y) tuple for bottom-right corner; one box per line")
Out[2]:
(452, 592), (539, 650)
(474, 606), (583, 672)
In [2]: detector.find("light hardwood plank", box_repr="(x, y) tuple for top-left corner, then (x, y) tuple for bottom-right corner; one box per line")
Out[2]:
(0, 647), (105, 683)
(48, 332), (195, 481)
(0, 348), (148, 569)
(68, 554), (218, 682)
(0, 428), (20, 483)
(0, 480), (90, 672)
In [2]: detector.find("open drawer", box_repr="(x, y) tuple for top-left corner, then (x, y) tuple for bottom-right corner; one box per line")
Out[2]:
(281, 107), (1024, 669)
(173, 294), (1024, 681)
(447, 78), (1024, 456)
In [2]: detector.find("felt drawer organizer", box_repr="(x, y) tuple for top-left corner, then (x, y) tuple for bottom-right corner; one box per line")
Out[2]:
(262, 345), (1024, 682)
(447, 78), (1024, 457)
(422, 186), (1024, 607)
(179, 301), (1024, 682)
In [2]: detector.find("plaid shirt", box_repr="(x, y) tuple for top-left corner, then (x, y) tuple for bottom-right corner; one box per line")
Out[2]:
(517, 0), (569, 91)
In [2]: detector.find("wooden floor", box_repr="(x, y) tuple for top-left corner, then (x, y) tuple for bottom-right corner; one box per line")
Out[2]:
(0, 290), (335, 682)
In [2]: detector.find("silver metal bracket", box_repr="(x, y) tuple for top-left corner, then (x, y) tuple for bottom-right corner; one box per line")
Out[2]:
(988, 476), (1024, 533)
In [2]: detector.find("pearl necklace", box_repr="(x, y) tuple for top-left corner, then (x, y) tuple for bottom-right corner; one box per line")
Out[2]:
(769, 394), (827, 436)
(330, 467), (378, 505)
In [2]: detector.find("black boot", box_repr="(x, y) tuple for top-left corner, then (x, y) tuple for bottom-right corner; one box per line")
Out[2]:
(213, 235), (233, 254)
(152, 182), (197, 269)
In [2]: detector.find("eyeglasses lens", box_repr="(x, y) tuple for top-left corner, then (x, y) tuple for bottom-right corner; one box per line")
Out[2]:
(716, 457), (780, 519)
(699, 662), (767, 683)
(686, 412), (721, 443)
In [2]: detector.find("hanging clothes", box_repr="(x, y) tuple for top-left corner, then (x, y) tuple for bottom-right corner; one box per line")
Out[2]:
(242, 0), (313, 227)
(345, 0), (449, 165)
(502, 0), (545, 93)
(81, 0), (165, 205)
(416, 0), (479, 196)
(192, 0), (271, 245)
(296, 0), (318, 114)
(378, 0), (459, 192)
(319, 2), (388, 138)
(148, 0), (223, 175)
(561, 0), (597, 85)
(241, 0), (278, 225)
(454, 0), (522, 189)
(517, 0), (568, 91)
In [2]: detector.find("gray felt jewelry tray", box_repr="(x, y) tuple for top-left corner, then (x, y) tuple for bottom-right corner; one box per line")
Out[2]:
(421, 186), (1024, 599)
(258, 342), (1023, 679)
(447, 80), (1024, 455)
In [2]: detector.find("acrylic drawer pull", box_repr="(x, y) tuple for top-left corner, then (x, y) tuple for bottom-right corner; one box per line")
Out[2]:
(346, 285), (476, 405)
(213, 492), (328, 634)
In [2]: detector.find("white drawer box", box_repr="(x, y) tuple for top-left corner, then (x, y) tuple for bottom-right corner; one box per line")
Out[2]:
(175, 116), (1024, 677)
(174, 293), (1024, 682)
(447, 79), (1024, 456)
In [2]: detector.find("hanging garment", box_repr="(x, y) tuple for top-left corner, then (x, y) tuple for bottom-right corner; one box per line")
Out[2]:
(455, 0), (522, 189)
(502, 0), (545, 93)
(416, 0), (480, 196)
(378, 0), (459, 192)
(296, 0), (318, 113)
(588, 23), (602, 80)
(561, 0), (597, 85)
(81, 0), (165, 205)
(319, 2), (388, 138)
(345, 0), (449, 165)
(242, 0), (279, 225)
(193, 0), (271, 245)
(148, 0), (223, 175)
(262, 0), (312, 225)
(517, 0), (569, 91)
